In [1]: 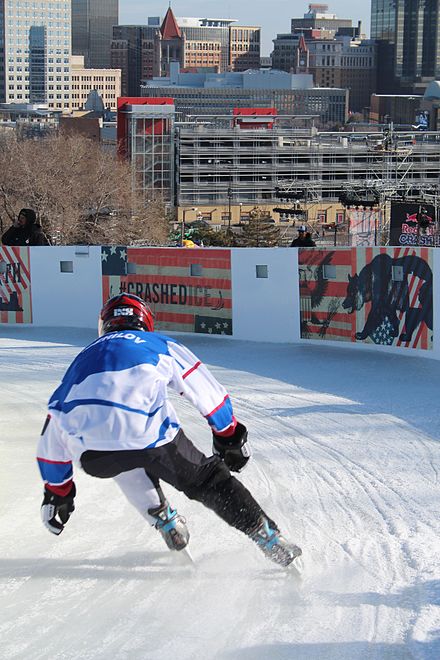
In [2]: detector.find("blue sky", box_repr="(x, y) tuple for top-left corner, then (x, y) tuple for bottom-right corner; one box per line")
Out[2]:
(119, 1), (371, 56)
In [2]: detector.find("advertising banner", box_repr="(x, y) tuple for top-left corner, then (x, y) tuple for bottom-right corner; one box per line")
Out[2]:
(347, 208), (379, 246)
(102, 246), (232, 335)
(298, 247), (432, 350)
(389, 202), (438, 246)
(0, 246), (32, 324)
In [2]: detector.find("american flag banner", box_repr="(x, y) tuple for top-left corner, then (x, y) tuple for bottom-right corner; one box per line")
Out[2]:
(0, 247), (32, 324)
(299, 248), (354, 342)
(353, 247), (433, 350)
(299, 247), (433, 350)
(102, 248), (232, 335)
(101, 246), (128, 276)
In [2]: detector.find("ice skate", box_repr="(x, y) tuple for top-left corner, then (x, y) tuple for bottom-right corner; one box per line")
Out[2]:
(250, 517), (302, 568)
(148, 502), (190, 552)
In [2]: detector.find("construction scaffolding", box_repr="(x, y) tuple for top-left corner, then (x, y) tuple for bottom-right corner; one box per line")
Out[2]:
(177, 120), (440, 213)
(176, 115), (440, 244)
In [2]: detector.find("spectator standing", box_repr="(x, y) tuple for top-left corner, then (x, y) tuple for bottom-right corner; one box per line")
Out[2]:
(290, 225), (316, 247)
(1, 209), (50, 246)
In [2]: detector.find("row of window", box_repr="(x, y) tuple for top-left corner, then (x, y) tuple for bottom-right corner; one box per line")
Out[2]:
(71, 83), (118, 90)
(71, 93), (116, 99)
(186, 42), (221, 50)
(74, 75), (118, 82)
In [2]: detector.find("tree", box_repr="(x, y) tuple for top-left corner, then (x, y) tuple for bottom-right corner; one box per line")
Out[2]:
(0, 133), (169, 245)
(168, 221), (235, 247)
(237, 207), (280, 247)
(187, 224), (233, 247)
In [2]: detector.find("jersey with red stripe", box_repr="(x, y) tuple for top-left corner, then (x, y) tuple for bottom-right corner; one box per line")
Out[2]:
(36, 331), (236, 489)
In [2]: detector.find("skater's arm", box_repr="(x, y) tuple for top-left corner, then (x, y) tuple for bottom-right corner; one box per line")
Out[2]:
(36, 414), (76, 535)
(36, 413), (74, 496)
(166, 340), (236, 436)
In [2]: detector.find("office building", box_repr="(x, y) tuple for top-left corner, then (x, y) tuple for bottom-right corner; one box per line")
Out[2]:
(0, 0), (71, 109)
(72, 0), (118, 68)
(371, 0), (440, 93)
(369, 94), (423, 126)
(112, 8), (261, 96)
(70, 56), (121, 111)
(291, 4), (353, 33)
(272, 31), (376, 111)
(177, 14), (260, 73)
(111, 26), (160, 96)
(142, 64), (348, 126)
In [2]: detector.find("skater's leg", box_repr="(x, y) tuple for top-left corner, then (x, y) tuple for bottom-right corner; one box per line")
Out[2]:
(81, 432), (301, 564)
(142, 430), (302, 566)
(81, 450), (189, 551)
(143, 430), (271, 533)
(113, 468), (163, 525)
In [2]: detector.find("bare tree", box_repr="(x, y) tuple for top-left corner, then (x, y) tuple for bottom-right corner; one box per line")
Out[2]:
(0, 132), (169, 245)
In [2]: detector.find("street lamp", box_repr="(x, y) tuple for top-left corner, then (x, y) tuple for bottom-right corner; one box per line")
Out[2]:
(181, 207), (197, 246)
(227, 187), (232, 230)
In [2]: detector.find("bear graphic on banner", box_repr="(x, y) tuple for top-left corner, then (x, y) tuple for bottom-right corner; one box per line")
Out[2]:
(342, 253), (432, 344)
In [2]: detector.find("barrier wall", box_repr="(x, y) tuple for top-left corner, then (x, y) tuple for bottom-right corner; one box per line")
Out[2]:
(1, 244), (440, 360)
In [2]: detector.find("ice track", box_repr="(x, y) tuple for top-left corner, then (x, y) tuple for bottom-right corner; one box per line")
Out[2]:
(1, 327), (440, 659)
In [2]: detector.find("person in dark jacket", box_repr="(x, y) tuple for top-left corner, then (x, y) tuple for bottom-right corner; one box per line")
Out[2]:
(290, 225), (316, 247)
(1, 208), (50, 246)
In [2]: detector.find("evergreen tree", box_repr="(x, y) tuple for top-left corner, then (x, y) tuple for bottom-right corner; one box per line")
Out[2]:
(237, 207), (280, 247)
(179, 223), (233, 247)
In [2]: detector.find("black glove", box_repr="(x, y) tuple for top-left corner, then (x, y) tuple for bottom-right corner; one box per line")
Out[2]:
(212, 422), (251, 472)
(41, 483), (76, 535)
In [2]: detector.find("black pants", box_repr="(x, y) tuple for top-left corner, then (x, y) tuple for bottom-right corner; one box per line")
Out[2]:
(80, 429), (271, 536)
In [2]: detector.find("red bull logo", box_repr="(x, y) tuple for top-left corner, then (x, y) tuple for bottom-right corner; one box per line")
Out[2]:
(405, 211), (434, 224)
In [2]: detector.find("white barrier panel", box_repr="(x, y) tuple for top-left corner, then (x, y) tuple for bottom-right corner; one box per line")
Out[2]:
(231, 248), (300, 343)
(1, 245), (438, 361)
(30, 246), (103, 328)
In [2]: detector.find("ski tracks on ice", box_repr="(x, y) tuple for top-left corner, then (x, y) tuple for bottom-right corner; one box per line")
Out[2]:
(229, 380), (440, 657)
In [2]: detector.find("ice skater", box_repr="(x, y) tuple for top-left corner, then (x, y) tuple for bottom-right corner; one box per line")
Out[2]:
(37, 293), (302, 567)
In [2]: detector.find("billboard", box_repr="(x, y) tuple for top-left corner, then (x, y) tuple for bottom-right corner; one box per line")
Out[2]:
(299, 247), (433, 350)
(347, 208), (379, 246)
(101, 246), (232, 335)
(389, 202), (438, 247)
(0, 247), (33, 324)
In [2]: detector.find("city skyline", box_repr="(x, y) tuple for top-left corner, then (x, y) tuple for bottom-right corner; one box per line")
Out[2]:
(119, 0), (371, 55)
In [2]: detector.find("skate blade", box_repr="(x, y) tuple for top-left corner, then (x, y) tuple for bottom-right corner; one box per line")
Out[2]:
(181, 547), (194, 563)
(174, 546), (195, 566)
(288, 555), (303, 580)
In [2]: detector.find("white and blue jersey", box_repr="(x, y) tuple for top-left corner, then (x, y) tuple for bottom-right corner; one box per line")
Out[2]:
(37, 331), (236, 495)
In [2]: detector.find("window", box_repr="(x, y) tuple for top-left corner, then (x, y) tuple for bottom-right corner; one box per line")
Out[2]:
(336, 211), (345, 225)
(60, 261), (73, 273)
(392, 265), (404, 282)
(322, 264), (336, 280)
(256, 265), (268, 279)
(190, 264), (203, 277)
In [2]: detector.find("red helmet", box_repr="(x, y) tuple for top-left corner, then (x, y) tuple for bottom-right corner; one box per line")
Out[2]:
(99, 294), (154, 335)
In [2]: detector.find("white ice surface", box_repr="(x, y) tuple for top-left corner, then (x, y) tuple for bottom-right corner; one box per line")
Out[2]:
(1, 327), (440, 660)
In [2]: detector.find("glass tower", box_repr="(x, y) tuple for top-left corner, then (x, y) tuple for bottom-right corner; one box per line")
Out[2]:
(72, 0), (118, 68)
(0, 0), (71, 108)
(371, 0), (440, 91)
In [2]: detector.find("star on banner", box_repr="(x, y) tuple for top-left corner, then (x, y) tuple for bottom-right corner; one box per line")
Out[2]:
(194, 315), (232, 336)
(101, 246), (128, 275)
(371, 317), (395, 346)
